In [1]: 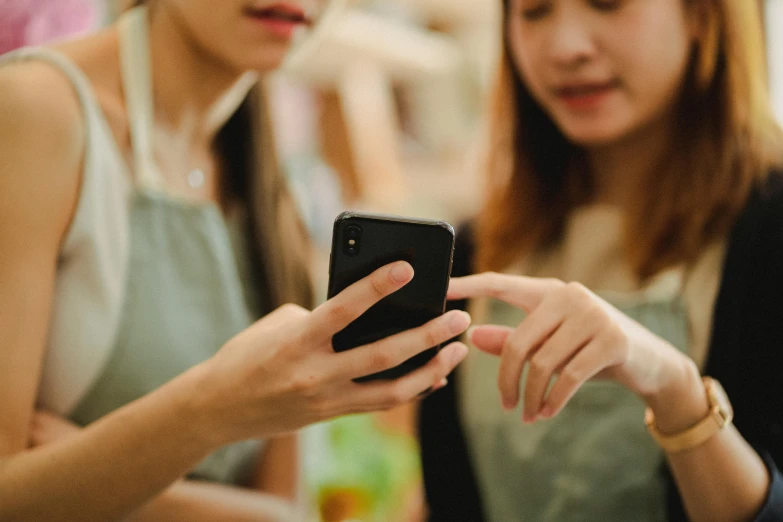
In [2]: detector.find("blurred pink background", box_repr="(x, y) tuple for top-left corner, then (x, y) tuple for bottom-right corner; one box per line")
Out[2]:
(0, 0), (99, 55)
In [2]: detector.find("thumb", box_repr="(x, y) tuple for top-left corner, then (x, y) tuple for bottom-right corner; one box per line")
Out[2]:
(468, 325), (514, 356)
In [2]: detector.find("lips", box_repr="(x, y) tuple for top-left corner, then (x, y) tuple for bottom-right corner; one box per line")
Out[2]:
(554, 80), (620, 110)
(557, 81), (618, 97)
(244, 3), (312, 25)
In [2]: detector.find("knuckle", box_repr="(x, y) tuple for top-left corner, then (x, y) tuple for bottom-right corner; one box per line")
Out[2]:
(509, 341), (528, 361)
(328, 301), (353, 325)
(290, 372), (320, 395)
(290, 378), (309, 395)
(369, 350), (395, 372)
(561, 366), (582, 386)
(371, 272), (390, 297)
(390, 384), (413, 405)
(424, 326), (442, 350)
(530, 353), (550, 373)
(545, 277), (566, 289)
(586, 301), (606, 321)
(279, 303), (305, 317)
(565, 281), (590, 301)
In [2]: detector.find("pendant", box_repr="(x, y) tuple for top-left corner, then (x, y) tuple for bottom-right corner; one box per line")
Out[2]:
(187, 168), (205, 189)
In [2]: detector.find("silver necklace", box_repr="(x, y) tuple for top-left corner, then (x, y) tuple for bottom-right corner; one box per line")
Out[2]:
(187, 168), (206, 189)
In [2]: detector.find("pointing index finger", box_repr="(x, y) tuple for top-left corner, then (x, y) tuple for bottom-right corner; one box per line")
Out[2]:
(447, 273), (560, 311)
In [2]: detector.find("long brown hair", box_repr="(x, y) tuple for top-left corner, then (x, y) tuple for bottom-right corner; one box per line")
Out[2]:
(130, 0), (313, 311)
(478, 0), (783, 279)
(219, 90), (314, 312)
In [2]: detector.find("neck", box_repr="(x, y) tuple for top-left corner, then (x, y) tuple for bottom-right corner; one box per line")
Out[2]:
(586, 114), (676, 208)
(145, 5), (257, 148)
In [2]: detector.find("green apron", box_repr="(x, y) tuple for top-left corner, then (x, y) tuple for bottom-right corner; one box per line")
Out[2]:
(460, 293), (689, 521)
(67, 7), (266, 486)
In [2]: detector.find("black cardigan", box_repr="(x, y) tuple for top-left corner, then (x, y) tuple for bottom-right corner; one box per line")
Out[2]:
(419, 175), (783, 521)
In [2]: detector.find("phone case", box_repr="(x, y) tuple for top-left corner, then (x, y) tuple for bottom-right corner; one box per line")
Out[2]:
(327, 211), (456, 382)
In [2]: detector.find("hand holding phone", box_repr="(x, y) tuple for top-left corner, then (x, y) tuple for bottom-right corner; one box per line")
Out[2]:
(327, 211), (457, 382)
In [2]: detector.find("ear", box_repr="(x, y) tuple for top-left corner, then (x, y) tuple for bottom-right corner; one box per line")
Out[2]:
(686, 0), (720, 91)
(684, 0), (706, 41)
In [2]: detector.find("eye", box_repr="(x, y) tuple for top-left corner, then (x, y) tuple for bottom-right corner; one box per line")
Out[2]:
(589, 0), (622, 12)
(520, 2), (552, 21)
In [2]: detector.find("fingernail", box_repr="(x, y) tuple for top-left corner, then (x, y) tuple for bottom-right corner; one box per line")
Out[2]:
(450, 311), (471, 333)
(503, 400), (515, 412)
(451, 344), (469, 365)
(391, 262), (413, 283)
(540, 405), (554, 418)
(465, 326), (477, 343)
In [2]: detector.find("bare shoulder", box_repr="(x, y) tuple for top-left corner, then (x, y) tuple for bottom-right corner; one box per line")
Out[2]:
(0, 58), (85, 154)
(0, 59), (85, 247)
(0, 59), (89, 456)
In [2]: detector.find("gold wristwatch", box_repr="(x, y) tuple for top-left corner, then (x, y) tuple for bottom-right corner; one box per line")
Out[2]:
(644, 377), (734, 454)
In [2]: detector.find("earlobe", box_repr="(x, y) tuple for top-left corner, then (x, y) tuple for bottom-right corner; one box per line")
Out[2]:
(688, 1), (720, 91)
(685, 0), (707, 41)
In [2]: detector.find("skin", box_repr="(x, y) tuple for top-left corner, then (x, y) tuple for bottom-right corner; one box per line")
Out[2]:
(445, 1), (771, 521)
(0, 0), (472, 520)
(509, 0), (693, 204)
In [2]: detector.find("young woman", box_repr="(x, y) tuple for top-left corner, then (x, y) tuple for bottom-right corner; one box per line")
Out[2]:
(419, 0), (783, 521)
(0, 1), (471, 520)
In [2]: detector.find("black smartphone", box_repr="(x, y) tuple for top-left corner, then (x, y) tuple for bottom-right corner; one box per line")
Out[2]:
(327, 211), (456, 382)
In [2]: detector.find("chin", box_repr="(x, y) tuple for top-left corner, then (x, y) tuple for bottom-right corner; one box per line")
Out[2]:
(223, 56), (284, 75)
(556, 118), (637, 148)
(221, 43), (290, 74)
(245, 51), (290, 73)
(248, 58), (286, 73)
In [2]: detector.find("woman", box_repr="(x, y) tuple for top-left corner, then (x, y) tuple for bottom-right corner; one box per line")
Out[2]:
(0, 1), (471, 520)
(419, 0), (783, 521)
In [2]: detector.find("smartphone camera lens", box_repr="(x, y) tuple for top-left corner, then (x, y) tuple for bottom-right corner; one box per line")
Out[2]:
(344, 225), (362, 256)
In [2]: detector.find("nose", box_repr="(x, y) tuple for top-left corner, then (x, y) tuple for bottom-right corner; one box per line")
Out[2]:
(545, 5), (597, 69)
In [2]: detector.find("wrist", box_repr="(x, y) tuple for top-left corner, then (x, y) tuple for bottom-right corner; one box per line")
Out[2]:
(643, 355), (710, 435)
(166, 362), (238, 450)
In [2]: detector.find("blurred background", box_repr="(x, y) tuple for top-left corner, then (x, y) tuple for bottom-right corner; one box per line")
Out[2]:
(2, 0), (782, 520)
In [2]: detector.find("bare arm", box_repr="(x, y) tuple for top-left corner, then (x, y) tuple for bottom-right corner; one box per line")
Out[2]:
(1, 60), (297, 522)
(0, 62), (470, 522)
(29, 413), (297, 522)
(645, 359), (769, 522)
(0, 63), (82, 461)
(131, 434), (302, 521)
(0, 66), (292, 522)
(129, 482), (295, 522)
(0, 64), (222, 521)
(122, 428), (301, 520)
(254, 435), (300, 500)
(449, 273), (770, 522)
